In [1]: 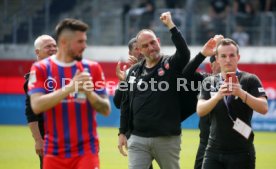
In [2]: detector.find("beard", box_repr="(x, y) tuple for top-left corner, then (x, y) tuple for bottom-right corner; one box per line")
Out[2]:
(73, 55), (83, 61)
(137, 54), (144, 62)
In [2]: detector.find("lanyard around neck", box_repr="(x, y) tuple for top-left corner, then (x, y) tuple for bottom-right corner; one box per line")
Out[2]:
(220, 70), (240, 122)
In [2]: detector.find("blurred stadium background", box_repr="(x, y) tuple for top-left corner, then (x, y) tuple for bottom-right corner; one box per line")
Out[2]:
(0, 0), (276, 168)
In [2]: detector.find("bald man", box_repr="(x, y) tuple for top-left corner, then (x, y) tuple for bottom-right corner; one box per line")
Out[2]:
(23, 34), (57, 169)
(33, 35), (57, 60)
(119, 12), (190, 169)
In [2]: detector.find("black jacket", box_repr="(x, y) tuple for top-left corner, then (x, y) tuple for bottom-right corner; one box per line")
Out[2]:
(182, 53), (211, 143)
(119, 27), (190, 137)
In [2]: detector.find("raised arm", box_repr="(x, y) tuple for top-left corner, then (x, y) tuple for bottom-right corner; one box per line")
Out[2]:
(160, 11), (190, 71)
(182, 53), (206, 82)
(182, 35), (223, 81)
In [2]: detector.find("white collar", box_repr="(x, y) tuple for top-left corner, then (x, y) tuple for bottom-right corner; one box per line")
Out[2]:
(50, 55), (77, 67)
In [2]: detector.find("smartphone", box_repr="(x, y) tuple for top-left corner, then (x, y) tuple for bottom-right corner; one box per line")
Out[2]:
(225, 72), (238, 83)
(225, 72), (238, 92)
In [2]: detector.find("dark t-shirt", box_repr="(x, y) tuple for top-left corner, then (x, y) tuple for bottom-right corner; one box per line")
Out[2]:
(131, 56), (184, 137)
(199, 71), (267, 153)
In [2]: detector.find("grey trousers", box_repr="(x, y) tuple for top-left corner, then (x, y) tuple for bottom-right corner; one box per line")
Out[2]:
(127, 134), (181, 169)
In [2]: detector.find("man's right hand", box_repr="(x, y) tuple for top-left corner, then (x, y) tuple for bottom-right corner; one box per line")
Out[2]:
(68, 69), (92, 92)
(128, 55), (138, 66)
(35, 138), (44, 156)
(160, 11), (175, 30)
(201, 38), (216, 57)
(116, 61), (127, 81)
(201, 35), (224, 57)
(118, 133), (128, 156)
(213, 35), (224, 44)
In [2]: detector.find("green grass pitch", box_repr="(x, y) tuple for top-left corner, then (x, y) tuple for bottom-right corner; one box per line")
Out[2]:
(0, 126), (276, 169)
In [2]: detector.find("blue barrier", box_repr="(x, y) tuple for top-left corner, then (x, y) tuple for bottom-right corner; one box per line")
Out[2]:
(0, 94), (275, 131)
(0, 94), (27, 125)
(252, 99), (276, 131)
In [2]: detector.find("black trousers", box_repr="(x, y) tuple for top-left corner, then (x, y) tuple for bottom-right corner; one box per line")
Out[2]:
(194, 142), (207, 169)
(202, 147), (255, 169)
(39, 155), (43, 169)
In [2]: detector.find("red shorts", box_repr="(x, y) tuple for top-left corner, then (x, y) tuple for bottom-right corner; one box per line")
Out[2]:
(43, 153), (99, 169)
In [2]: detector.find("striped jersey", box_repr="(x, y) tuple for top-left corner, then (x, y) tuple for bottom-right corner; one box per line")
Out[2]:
(28, 55), (107, 158)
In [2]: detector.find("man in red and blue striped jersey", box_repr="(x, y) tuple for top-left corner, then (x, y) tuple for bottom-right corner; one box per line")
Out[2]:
(28, 18), (111, 169)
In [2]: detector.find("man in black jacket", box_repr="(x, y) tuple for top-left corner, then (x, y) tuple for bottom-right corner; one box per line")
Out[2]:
(193, 55), (221, 169)
(119, 11), (190, 169)
(23, 35), (57, 169)
(182, 35), (222, 169)
(114, 37), (154, 169)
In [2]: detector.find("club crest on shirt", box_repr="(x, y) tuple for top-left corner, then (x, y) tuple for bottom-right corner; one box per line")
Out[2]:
(158, 68), (165, 76)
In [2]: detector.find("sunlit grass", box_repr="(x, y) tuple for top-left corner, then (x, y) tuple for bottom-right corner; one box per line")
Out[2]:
(0, 126), (276, 169)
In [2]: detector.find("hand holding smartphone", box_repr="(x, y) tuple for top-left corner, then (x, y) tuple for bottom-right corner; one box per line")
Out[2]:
(225, 72), (238, 83)
(225, 72), (238, 92)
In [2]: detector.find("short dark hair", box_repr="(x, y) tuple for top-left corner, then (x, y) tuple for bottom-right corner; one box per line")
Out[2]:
(210, 55), (216, 63)
(55, 18), (88, 41)
(216, 38), (239, 55)
(128, 37), (137, 51)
